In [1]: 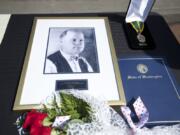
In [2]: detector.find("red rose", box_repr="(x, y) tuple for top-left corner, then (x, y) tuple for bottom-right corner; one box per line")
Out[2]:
(30, 125), (51, 135)
(23, 110), (51, 135)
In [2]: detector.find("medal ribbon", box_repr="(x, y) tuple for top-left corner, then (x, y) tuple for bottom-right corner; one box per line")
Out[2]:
(121, 97), (149, 134)
(130, 21), (144, 34)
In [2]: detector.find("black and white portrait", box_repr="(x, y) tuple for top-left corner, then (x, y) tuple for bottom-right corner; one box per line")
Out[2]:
(44, 28), (99, 74)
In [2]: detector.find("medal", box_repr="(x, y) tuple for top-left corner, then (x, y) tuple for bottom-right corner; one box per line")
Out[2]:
(137, 33), (146, 43)
(130, 21), (146, 43)
(125, 0), (155, 49)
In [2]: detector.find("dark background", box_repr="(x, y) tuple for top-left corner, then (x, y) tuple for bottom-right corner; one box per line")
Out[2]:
(0, 13), (179, 134)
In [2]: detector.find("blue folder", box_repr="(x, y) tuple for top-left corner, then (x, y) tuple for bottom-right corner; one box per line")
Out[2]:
(118, 57), (180, 124)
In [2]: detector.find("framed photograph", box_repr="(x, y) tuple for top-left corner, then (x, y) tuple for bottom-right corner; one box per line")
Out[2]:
(13, 17), (126, 110)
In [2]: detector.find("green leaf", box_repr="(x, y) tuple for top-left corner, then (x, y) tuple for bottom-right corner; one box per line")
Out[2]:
(51, 128), (61, 135)
(42, 117), (53, 126)
(68, 119), (84, 124)
(42, 96), (62, 118)
(47, 109), (59, 119)
(60, 92), (93, 122)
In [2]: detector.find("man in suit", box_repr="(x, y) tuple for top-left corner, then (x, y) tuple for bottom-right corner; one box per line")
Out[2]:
(45, 29), (93, 73)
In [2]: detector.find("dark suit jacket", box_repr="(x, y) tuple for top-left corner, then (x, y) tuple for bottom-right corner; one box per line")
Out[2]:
(47, 51), (73, 73)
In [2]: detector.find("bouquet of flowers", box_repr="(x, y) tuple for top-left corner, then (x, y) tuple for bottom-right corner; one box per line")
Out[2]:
(16, 90), (180, 135)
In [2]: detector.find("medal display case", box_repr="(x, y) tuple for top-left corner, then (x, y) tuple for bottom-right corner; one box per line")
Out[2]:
(123, 0), (155, 50)
(123, 22), (155, 50)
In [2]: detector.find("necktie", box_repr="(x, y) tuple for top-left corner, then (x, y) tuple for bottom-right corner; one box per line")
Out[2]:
(78, 58), (88, 72)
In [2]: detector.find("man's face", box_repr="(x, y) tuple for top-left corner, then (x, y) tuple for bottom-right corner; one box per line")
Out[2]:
(60, 31), (85, 56)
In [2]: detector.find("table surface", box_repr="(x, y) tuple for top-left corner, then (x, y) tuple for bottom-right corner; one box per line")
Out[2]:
(0, 13), (179, 135)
